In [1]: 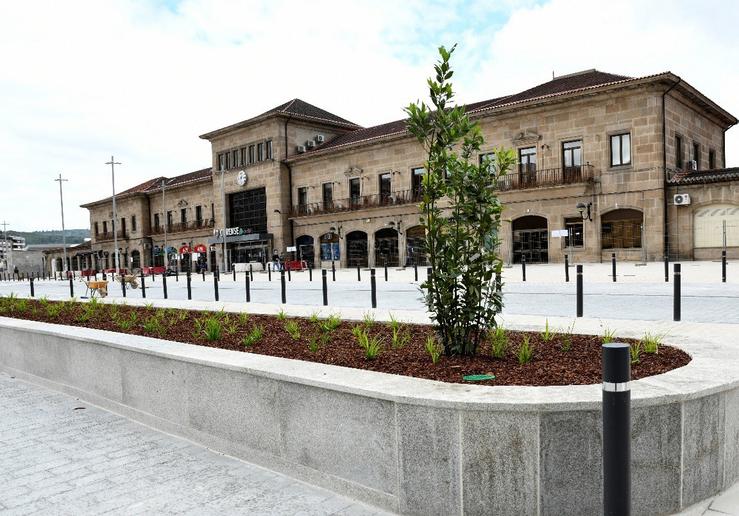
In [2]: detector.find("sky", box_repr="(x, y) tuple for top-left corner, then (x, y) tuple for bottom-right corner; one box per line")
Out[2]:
(1, 0), (738, 231)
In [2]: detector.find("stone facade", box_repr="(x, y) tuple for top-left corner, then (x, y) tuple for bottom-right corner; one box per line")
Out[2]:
(71, 71), (738, 273)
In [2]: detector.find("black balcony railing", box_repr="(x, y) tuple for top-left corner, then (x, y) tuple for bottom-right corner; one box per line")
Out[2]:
(150, 219), (215, 235)
(497, 164), (594, 191)
(290, 189), (422, 218)
(95, 230), (129, 241)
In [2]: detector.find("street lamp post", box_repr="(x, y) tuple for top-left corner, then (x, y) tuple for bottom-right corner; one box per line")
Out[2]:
(162, 179), (168, 270)
(106, 156), (122, 277)
(1, 220), (9, 273)
(54, 174), (69, 275)
(220, 167), (227, 273)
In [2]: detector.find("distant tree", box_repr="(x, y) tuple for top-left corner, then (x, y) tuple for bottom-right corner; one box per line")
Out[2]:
(405, 44), (515, 356)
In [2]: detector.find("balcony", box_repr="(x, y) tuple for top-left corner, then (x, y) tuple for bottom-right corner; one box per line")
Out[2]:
(497, 164), (594, 192)
(95, 230), (129, 242)
(150, 219), (215, 235)
(290, 189), (421, 218)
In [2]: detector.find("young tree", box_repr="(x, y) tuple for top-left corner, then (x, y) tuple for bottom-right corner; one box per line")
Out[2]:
(405, 45), (515, 356)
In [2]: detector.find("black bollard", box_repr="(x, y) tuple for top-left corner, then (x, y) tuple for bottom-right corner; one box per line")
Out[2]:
(565, 254), (570, 282)
(722, 250), (727, 283)
(245, 271), (250, 302)
(664, 255), (669, 283)
(358, 265), (361, 282)
(268, 264), (272, 282)
(384, 262), (388, 282)
(30, 277), (34, 298)
(287, 266), (291, 282)
(322, 269), (328, 306)
(102, 271), (107, 281)
(280, 270), (286, 304)
(233, 268), (236, 282)
(331, 261), (336, 282)
(162, 273), (168, 300)
(202, 269), (206, 282)
(122, 276), (126, 298)
(69, 276), (74, 298)
(309, 267), (312, 282)
(612, 253), (617, 282)
(370, 268), (377, 309)
(576, 264), (583, 317)
(602, 343), (631, 516)
(674, 263), (681, 322)
(249, 264), (253, 282)
(152, 271), (155, 282)
(186, 270), (192, 300)
(214, 270), (219, 302)
(175, 269), (178, 282)
(140, 271), (146, 299)
(414, 263), (418, 282)
(522, 256), (526, 282)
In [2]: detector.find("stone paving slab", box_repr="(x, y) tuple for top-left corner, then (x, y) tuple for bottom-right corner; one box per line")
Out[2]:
(0, 372), (392, 515)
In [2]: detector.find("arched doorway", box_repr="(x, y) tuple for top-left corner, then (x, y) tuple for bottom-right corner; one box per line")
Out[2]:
(601, 209), (643, 249)
(405, 225), (427, 266)
(131, 250), (141, 270)
(512, 215), (548, 263)
(296, 235), (315, 268)
(319, 233), (340, 262)
(346, 231), (368, 267)
(55, 257), (63, 272)
(374, 228), (399, 267)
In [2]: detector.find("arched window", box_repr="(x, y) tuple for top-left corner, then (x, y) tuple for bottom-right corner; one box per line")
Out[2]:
(405, 226), (427, 266)
(374, 228), (399, 267)
(601, 209), (642, 249)
(131, 250), (141, 270)
(319, 233), (340, 261)
(346, 231), (368, 267)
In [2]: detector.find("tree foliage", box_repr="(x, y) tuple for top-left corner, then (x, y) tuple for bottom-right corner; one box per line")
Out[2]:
(405, 44), (515, 356)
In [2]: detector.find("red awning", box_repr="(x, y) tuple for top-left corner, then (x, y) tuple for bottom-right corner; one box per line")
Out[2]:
(193, 244), (207, 253)
(179, 245), (191, 254)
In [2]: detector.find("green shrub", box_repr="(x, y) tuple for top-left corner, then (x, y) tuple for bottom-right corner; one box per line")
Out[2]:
(630, 341), (642, 364)
(640, 332), (663, 354)
(517, 335), (533, 365)
(117, 312), (138, 331)
(238, 312), (250, 326)
(307, 335), (320, 352)
(355, 328), (382, 360)
(602, 327), (617, 344)
(242, 325), (264, 348)
(490, 327), (508, 358)
(362, 312), (375, 329)
(285, 320), (301, 341)
(390, 316), (410, 348)
(276, 309), (287, 322)
(201, 317), (223, 341)
(143, 316), (164, 335)
(308, 311), (320, 324)
(320, 314), (341, 333)
(560, 321), (575, 352)
(541, 319), (555, 342)
(425, 335), (442, 364)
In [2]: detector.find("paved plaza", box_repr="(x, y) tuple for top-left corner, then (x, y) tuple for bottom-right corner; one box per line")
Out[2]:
(1, 260), (737, 323)
(0, 372), (389, 516)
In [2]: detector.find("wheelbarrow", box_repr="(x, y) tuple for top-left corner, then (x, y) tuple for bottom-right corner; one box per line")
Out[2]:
(118, 274), (139, 289)
(83, 280), (109, 298)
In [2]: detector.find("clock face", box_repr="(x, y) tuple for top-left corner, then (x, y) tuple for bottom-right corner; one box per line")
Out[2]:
(237, 170), (247, 186)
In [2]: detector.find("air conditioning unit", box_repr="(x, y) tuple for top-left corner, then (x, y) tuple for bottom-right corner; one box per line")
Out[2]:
(674, 193), (691, 206)
(306, 140), (315, 149)
(688, 160), (697, 171)
(296, 145), (306, 154)
(315, 134), (325, 144)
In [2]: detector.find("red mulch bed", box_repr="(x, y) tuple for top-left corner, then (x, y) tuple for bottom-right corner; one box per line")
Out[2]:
(0, 298), (691, 386)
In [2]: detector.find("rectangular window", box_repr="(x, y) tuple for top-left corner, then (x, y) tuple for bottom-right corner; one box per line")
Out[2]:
(693, 142), (700, 170)
(349, 178), (360, 199)
(709, 149), (716, 169)
(218, 153), (226, 171)
(479, 152), (496, 172)
(322, 183), (333, 208)
(180, 208), (187, 225)
(195, 205), (203, 224)
(257, 143), (264, 162)
(266, 140), (273, 160)
(121, 217), (126, 236)
(211, 203), (215, 222)
(166, 211), (172, 229)
(239, 147), (246, 167)
(675, 135), (683, 169)
(411, 167), (425, 199)
(228, 187), (267, 233)
(103, 221), (107, 234)
(562, 140), (583, 182)
(153, 214), (159, 230)
(132, 215), (137, 232)
(564, 217), (584, 248)
(232, 150), (239, 168)
(248, 145), (255, 164)
(379, 173), (392, 203)
(297, 187), (308, 214)
(518, 147), (537, 187)
(610, 133), (631, 167)
(94, 222), (99, 236)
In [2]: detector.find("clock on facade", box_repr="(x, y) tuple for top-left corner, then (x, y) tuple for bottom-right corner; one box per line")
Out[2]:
(236, 170), (247, 186)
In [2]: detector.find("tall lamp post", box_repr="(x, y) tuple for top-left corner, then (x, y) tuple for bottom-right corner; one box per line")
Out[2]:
(106, 156), (122, 277)
(1, 220), (9, 273)
(54, 174), (69, 275)
(162, 179), (168, 270)
(220, 166), (227, 273)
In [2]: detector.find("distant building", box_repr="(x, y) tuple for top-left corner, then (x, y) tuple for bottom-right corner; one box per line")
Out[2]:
(72, 69), (739, 272)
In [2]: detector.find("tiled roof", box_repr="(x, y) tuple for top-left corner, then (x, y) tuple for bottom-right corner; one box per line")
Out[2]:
(668, 168), (739, 185)
(81, 168), (212, 207)
(288, 70), (637, 161)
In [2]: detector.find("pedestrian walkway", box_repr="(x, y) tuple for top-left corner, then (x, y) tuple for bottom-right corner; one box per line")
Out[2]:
(0, 372), (390, 515)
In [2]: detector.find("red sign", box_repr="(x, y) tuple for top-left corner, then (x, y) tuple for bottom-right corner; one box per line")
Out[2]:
(179, 245), (191, 254)
(193, 244), (207, 253)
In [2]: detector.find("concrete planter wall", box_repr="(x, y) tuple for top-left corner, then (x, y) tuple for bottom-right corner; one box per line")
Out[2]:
(1, 316), (737, 515)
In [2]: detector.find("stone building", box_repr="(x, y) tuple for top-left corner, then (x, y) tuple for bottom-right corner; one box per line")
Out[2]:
(70, 69), (738, 273)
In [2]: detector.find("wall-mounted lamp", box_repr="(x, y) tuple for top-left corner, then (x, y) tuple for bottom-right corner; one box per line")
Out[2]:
(577, 202), (593, 222)
(329, 225), (343, 239)
(387, 220), (404, 235)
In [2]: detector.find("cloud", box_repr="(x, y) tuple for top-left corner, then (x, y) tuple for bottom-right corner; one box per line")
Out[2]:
(0, 0), (736, 231)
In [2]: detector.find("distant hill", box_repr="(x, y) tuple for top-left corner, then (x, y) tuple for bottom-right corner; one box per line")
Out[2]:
(8, 229), (89, 246)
